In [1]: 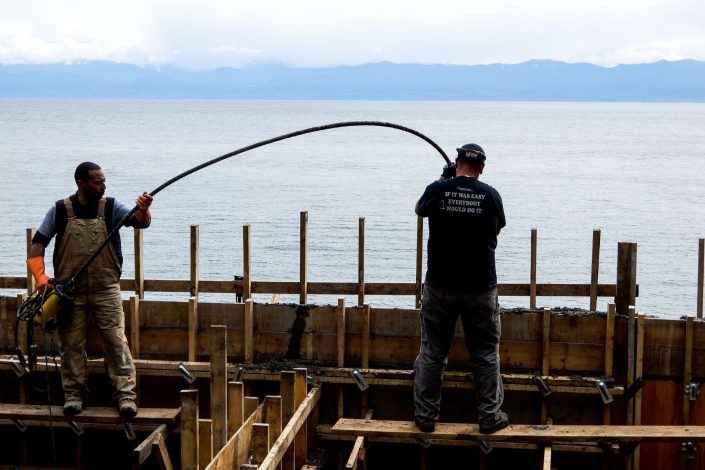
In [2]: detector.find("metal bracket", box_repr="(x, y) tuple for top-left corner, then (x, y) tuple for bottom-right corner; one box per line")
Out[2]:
(685, 382), (701, 401)
(682, 442), (698, 459)
(351, 369), (369, 391)
(124, 422), (137, 441)
(416, 438), (432, 449)
(233, 364), (245, 383)
(69, 420), (84, 436)
(596, 380), (614, 405)
(14, 418), (27, 433)
(177, 362), (196, 384)
(10, 361), (25, 378)
(478, 440), (493, 455)
(533, 375), (552, 397)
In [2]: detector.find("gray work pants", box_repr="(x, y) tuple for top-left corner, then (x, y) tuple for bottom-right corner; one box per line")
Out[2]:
(413, 285), (504, 427)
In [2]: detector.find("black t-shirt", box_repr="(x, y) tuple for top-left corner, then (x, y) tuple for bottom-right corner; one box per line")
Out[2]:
(416, 176), (506, 292)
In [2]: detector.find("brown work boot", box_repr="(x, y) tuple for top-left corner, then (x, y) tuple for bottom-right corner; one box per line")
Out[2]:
(118, 397), (138, 419)
(63, 398), (83, 416)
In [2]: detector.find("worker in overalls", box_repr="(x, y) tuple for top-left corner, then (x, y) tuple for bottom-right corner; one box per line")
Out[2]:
(27, 162), (153, 418)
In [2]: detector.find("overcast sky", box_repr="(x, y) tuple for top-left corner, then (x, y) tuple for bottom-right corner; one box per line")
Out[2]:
(1, 0), (704, 69)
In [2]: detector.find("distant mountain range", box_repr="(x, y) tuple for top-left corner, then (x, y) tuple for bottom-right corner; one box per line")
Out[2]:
(1, 59), (704, 101)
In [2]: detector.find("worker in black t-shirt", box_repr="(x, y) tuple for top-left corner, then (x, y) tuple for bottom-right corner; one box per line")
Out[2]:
(413, 143), (508, 434)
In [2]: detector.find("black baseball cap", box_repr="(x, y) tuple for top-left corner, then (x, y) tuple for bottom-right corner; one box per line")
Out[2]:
(456, 143), (486, 163)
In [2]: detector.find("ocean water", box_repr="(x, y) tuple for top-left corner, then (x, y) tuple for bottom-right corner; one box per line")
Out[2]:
(0, 99), (703, 318)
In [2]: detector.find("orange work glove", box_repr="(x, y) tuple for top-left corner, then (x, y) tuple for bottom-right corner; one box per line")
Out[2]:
(134, 192), (153, 224)
(27, 256), (52, 292)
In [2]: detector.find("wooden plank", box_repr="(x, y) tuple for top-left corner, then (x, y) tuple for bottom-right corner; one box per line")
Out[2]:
(258, 387), (322, 470)
(627, 306), (636, 427)
(616, 242), (638, 316)
(206, 402), (264, 470)
(190, 224), (199, 298)
(345, 410), (373, 470)
(634, 313), (645, 470)
(228, 382), (244, 438)
(243, 225), (251, 301)
(26, 227), (36, 293)
(530, 228), (537, 309)
(300, 211), (308, 305)
(699, 238), (704, 319)
(684, 316), (694, 425)
(130, 296), (140, 358)
(133, 424), (168, 465)
(331, 419), (705, 442)
(362, 303), (370, 369)
(294, 368), (308, 469)
(0, 404), (179, 425)
(416, 216), (423, 309)
(153, 432), (173, 470)
(252, 423), (271, 464)
(188, 296), (198, 362)
(338, 297), (346, 367)
(244, 299), (254, 363)
(603, 303), (616, 425)
(244, 397), (259, 421)
(180, 390), (199, 470)
(134, 228), (144, 299)
(358, 217), (365, 306)
(590, 229), (601, 311)
(211, 325), (228, 456)
(199, 419), (213, 470)
(542, 445), (552, 470)
(265, 395), (283, 442)
(541, 308), (551, 423)
(281, 371), (296, 470)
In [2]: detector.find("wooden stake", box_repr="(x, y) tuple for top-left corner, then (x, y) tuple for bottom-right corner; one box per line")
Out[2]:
(180, 389), (199, 470)
(358, 217), (365, 306)
(281, 371), (296, 470)
(300, 211), (308, 305)
(590, 229), (601, 311)
(228, 381), (244, 438)
(362, 303), (370, 369)
(130, 296), (140, 359)
(188, 296), (198, 362)
(626, 306), (636, 428)
(698, 238), (704, 318)
(265, 395), (283, 442)
(244, 397), (259, 420)
(244, 299), (254, 363)
(338, 297), (346, 367)
(633, 313), (645, 470)
(530, 228), (537, 309)
(294, 368), (308, 469)
(416, 216), (423, 309)
(26, 228), (36, 293)
(253, 423), (271, 464)
(16, 293), (28, 404)
(210, 325), (228, 455)
(603, 303), (616, 425)
(683, 316), (694, 425)
(199, 419), (212, 470)
(542, 444), (552, 470)
(541, 308), (551, 423)
(190, 224), (199, 298)
(243, 224), (251, 301)
(133, 228), (144, 299)
(616, 242), (637, 316)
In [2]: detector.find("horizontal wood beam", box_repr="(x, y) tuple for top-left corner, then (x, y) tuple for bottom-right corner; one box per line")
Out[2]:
(331, 419), (705, 443)
(316, 425), (604, 453)
(1, 277), (627, 298)
(0, 404), (179, 425)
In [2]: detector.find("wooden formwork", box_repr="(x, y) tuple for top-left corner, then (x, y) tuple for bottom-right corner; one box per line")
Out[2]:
(1, 221), (704, 469)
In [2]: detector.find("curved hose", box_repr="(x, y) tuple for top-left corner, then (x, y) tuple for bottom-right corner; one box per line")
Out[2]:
(69, 120), (449, 282)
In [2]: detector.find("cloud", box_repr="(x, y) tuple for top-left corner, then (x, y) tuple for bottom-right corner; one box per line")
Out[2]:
(0, 0), (703, 68)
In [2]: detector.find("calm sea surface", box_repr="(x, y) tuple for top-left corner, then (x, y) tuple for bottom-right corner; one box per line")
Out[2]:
(1, 100), (703, 318)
